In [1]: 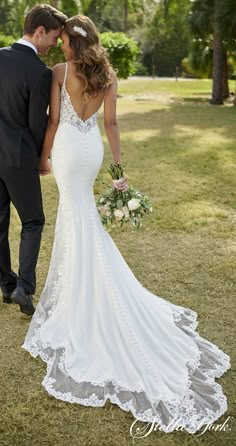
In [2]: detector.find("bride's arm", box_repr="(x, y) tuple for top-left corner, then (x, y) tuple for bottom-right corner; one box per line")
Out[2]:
(103, 72), (121, 164)
(39, 65), (61, 175)
(104, 71), (127, 191)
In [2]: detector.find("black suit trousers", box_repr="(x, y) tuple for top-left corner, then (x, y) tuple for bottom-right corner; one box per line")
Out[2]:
(0, 165), (45, 294)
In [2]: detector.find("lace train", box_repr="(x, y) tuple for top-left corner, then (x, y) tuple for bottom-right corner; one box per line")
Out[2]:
(22, 300), (230, 434)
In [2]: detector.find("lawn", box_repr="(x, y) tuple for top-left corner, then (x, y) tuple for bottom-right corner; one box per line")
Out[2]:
(0, 78), (235, 446)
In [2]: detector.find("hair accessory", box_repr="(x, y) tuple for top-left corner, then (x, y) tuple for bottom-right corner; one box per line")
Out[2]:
(73, 25), (87, 37)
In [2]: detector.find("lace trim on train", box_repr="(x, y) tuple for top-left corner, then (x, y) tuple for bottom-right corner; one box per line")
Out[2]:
(22, 305), (231, 434)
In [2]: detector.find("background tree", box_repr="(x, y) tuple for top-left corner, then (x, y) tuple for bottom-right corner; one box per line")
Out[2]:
(190, 0), (236, 104)
(182, 38), (213, 79)
(0, 0), (11, 35)
(61, 0), (78, 17)
(86, 0), (155, 33)
(78, 0), (93, 14)
(143, 0), (190, 76)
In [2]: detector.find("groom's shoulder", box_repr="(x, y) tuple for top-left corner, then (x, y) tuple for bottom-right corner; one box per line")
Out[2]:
(0, 44), (51, 84)
(0, 43), (49, 68)
(0, 44), (20, 63)
(34, 56), (50, 72)
(0, 45), (12, 55)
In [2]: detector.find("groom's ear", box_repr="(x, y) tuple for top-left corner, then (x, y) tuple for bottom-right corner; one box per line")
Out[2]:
(35, 26), (46, 37)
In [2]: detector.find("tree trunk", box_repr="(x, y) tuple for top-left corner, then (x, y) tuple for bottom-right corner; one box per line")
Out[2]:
(222, 50), (229, 99)
(234, 78), (236, 106)
(124, 0), (128, 33)
(211, 0), (224, 105)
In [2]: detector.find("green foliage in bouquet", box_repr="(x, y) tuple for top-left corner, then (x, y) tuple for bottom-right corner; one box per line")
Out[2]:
(96, 163), (152, 230)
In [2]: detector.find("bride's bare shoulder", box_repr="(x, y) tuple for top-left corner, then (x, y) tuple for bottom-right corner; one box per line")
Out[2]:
(109, 69), (117, 82)
(51, 63), (67, 84)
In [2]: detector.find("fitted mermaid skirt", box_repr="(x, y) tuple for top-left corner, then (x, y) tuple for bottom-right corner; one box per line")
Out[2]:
(22, 86), (231, 434)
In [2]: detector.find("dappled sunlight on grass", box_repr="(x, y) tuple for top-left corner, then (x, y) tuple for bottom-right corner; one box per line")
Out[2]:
(173, 125), (234, 149)
(116, 100), (170, 116)
(176, 200), (229, 224)
(120, 128), (161, 142)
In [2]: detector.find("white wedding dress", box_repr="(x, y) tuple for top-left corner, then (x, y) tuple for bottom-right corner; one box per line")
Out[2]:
(22, 63), (231, 433)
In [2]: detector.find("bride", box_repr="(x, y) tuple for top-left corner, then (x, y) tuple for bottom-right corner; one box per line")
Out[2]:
(22, 15), (231, 433)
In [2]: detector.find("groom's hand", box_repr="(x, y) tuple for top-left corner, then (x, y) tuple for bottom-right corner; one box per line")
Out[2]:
(39, 158), (51, 176)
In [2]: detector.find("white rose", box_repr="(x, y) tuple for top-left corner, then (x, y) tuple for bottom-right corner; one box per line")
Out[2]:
(127, 198), (140, 211)
(98, 205), (106, 215)
(122, 206), (130, 218)
(114, 209), (124, 221)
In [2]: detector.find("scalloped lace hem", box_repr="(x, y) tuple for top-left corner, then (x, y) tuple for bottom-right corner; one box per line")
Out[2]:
(22, 304), (231, 434)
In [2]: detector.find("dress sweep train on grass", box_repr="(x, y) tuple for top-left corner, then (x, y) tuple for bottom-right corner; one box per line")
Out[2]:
(22, 63), (231, 433)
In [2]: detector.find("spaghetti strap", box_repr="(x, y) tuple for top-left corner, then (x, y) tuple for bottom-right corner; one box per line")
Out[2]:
(62, 62), (68, 87)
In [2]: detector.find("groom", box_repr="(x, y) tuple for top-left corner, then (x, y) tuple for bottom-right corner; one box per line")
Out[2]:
(0, 4), (67, 315)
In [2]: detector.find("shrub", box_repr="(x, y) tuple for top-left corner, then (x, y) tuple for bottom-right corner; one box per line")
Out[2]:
(100, 32), (140, 79)
(0, 34), (14, 48)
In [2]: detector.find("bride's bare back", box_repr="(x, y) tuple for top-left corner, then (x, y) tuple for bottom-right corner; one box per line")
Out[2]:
(44, 60), (123, 167)
(40, 57), (127, 194)
(59, 61), (108, 121)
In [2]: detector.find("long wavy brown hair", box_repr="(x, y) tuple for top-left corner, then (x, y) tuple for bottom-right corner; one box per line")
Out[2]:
(63, 15), (113, 103)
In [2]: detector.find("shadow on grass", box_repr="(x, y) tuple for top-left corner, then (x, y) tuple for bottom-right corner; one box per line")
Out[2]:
(117, 103), (236, 171)
(181, 97), (209, 103)
(99, 103), (236, 232)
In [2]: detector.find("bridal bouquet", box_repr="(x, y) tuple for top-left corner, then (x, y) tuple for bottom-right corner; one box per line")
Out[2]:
(96, 163), (152, 230)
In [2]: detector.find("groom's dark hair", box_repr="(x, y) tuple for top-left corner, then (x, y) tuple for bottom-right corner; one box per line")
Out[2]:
(24, 4), (67, 35)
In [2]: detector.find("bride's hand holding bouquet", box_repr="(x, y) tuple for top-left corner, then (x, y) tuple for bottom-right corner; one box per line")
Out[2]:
(97, 163), (152, 230)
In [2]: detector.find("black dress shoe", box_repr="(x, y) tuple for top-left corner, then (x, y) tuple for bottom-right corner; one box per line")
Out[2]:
(11, 285), (35, 316)
(2, 292), (13, 304)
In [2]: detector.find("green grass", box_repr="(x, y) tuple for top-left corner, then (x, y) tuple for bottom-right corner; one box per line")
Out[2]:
(118, 78), (236, 99)
(0, 78), (235, 446)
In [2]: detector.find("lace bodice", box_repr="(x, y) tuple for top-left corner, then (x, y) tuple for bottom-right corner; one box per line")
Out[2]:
(59, 62), (98, 134)
(60, 85), (98, 134)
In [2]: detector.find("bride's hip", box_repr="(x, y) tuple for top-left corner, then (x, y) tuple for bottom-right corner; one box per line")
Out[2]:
(51, 124), (104, 171)
(51, 125), (103, 184)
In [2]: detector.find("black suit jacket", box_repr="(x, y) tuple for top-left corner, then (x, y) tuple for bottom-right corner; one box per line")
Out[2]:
(0, 43), (52, 168)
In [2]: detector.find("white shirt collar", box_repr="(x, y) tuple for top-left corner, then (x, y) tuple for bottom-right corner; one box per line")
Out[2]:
(17, 38), (37, 54)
